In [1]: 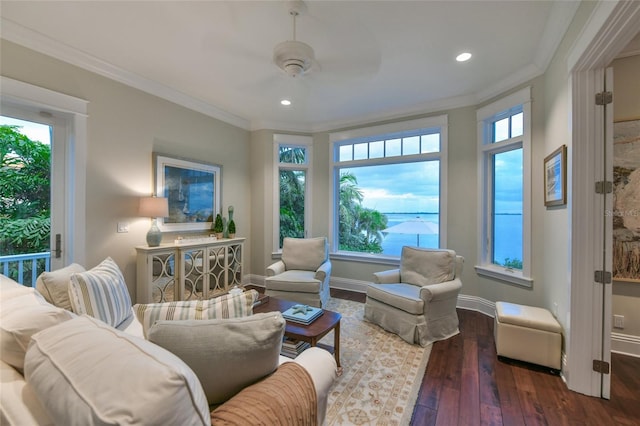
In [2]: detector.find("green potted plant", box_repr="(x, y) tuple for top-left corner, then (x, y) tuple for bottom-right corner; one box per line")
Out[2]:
(213, 213), (224, 238)
(228, 219), (236, 239)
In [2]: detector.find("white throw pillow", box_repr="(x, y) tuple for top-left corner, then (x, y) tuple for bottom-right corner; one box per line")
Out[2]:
(24, 315), (210, 426)
(148, 312), (285, 405)
(36, 263), (85, 310)
(68, 257), (132, 328)
(0, 285), (73, 371)
(133, 289), (259, 338)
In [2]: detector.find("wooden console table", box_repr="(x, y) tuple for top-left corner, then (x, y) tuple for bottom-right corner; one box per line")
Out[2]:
(136, 237), (245, 303)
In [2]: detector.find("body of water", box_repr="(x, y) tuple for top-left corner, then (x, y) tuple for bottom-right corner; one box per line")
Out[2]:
(381, 213), (522, 264)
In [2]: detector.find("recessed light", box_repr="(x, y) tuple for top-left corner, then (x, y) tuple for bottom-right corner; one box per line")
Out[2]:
(456, 52), (472, 62)
(281, 99), (291, 106)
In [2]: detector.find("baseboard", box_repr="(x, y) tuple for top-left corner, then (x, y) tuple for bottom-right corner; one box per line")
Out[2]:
(611, 332), (640, 358)
(327, 276), (368, 294)
(457, 294), (496, 318)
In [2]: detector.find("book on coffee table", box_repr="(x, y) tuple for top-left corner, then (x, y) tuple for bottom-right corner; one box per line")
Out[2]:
(282, 304), (323, 325)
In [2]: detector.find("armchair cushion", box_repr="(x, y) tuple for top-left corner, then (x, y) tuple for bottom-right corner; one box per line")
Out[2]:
(265, 270), (321, 293)
(148, 312), (285, 405)
(281, 237), (327, 271)
(366, 283), (423, 315)
(400, 247), (456, 286)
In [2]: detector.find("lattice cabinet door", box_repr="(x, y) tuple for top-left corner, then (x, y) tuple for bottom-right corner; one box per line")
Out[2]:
(136, 248), (177, 303)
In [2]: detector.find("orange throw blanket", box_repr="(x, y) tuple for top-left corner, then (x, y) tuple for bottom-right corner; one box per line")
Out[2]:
(210, 362), (317, 425)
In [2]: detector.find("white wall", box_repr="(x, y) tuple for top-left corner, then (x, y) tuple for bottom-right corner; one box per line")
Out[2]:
(1, 40), (252, 302)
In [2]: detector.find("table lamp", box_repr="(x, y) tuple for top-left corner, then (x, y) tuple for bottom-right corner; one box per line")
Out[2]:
(139, 196), (169, 247)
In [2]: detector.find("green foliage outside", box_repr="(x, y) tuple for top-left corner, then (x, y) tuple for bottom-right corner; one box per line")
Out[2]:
(501, 257), (523, 270)
(0, 125), (51, 283)
(338, 173), (387, 254)
(278, 147), (306, 247)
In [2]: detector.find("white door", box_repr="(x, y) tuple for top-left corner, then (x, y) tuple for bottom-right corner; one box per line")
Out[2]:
(1, 106), (68, 272)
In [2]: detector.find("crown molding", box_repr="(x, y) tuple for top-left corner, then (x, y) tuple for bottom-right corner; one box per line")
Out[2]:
(1, 18), (251, 130)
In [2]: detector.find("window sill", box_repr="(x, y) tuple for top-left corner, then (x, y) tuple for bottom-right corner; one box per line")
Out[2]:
(330, 251), (400, 266)
(474, 265), (533, 288)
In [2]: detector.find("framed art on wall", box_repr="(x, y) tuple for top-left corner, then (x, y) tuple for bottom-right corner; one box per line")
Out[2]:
(154, 153), (221, 232)
(544, 145), (567, 207)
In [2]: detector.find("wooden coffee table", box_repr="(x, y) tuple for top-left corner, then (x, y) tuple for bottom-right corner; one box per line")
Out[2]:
(254, 297), (341, 367)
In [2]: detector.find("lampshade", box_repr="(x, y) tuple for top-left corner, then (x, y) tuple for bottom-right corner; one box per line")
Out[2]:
(139, 197), (168, 218)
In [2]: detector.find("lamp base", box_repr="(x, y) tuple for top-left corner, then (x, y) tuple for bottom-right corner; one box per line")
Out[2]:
(146, 219), (163, 247)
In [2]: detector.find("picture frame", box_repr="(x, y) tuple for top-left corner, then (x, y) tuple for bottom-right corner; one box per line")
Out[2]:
(543, 145), (567, 207)
(153, 153), (221, 232)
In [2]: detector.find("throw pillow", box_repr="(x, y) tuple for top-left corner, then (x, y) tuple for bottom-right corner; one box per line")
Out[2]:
(133, 289), (259, 338)
(400, 247), (456, 286)
(148, 312), (285, 405)
(36, 263), (85, 311)
(0, 286), (73, 371)
(24, 315), (210, 425)
(68, 257), (132, 328)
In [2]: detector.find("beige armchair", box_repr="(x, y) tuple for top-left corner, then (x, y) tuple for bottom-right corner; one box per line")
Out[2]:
(264, 237), (332, 308)
(364, 247), (463, 347)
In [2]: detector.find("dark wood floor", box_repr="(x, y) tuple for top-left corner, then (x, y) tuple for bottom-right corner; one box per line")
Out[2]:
(330, 289), (640, 426)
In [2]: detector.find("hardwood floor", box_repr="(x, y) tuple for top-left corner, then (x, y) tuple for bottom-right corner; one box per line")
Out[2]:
(329, 289), (640, 426)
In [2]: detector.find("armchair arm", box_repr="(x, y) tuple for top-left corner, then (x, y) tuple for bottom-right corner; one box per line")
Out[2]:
(314, 261), (332, 285)
(373, 269), (400, 284)
(419, 278), (462, 302)
(266, 260), (286, 277)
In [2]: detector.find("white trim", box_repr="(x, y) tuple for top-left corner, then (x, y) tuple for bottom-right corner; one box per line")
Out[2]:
(474, 265), (533, 288)
(329, 115), (447, 144)
(0, 76), (87, 266)
(456, 294), (496, 318)
(566, 0), (640, 397)
(611, 332), (640, 358)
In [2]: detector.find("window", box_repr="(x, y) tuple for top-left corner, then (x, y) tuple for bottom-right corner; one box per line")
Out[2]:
(330, 116), (448, 258)
(476, 87), (532, 286)
(274, 134), (312, 250)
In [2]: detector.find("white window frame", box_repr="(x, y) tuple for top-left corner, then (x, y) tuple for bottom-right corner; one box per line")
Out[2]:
(475, 87), (532, 287)
(273, 134), (313, 252)
(1, 77), (88, 267)
(329, 115), (448, 262)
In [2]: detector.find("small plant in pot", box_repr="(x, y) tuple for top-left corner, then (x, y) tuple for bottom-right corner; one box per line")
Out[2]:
(228, 219), (236, 238)
(213, 213), (224, 238)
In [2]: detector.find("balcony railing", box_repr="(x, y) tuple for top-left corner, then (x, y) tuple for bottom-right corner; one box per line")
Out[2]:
(0, 252), (50, 287)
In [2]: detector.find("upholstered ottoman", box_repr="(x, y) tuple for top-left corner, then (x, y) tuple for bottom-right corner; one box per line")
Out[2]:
(494, 301), (562, 371)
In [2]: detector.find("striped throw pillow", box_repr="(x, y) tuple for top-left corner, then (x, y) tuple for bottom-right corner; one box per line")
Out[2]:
(69, 257), (132, 328)
(133, 289), (259, 338)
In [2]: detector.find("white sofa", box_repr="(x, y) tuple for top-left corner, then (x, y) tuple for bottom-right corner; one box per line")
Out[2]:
(0, 269), (337, 425)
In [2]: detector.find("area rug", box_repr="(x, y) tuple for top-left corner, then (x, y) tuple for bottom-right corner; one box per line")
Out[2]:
(320, 298), (432, 426)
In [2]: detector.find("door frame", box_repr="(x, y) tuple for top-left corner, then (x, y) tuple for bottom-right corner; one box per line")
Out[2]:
(567, 1), (640, 397)
(0, 77), (88, 267)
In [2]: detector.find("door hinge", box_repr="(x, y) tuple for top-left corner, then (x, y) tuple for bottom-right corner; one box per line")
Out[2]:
(593, 359), (610, 374)
(594, 270), (612, 284)
(595, 91), (613, 106)
(595, 181), (613, 194)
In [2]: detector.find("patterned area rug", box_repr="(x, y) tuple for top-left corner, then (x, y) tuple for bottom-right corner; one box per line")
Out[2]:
(320, 298), (432, 426)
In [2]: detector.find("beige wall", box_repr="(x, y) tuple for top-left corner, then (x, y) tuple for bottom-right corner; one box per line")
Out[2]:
(611, 54), (640, 339)
(1, 40), (251, 302)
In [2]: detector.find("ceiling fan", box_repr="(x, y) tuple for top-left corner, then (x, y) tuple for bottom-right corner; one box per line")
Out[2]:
(272, 1), (317, 78)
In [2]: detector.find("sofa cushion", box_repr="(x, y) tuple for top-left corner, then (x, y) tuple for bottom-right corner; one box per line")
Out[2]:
(281, 237), (327, 271)
(69, 257), (132, 328)
(400, 247), (456, 286)
(24, 315), (210, 426)
(1, 274), (37, 301)
(133, 289), (259, 338)
(148, 312), (285, 405)
(35, 263), (85, 311)
(0, 281), (73, 371)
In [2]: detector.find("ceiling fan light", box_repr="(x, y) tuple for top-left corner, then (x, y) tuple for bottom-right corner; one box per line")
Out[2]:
(273, 40), (315, 77)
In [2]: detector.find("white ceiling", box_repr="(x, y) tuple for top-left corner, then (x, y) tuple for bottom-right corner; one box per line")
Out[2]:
(1, 1), (582, 132)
